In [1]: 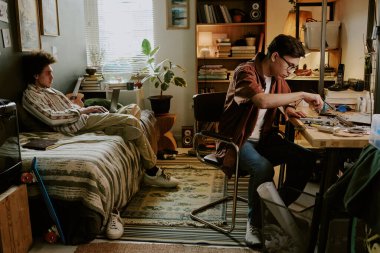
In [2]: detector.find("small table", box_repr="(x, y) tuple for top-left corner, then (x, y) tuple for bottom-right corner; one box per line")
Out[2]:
(156, 113), (177, 152)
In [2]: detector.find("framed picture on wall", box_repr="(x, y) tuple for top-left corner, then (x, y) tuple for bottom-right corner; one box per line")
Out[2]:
(167, 0), (189, 29)
(16, 0), (41, 51)
(39, 0), (59, 36)
(0, 0), (9, 23)
(1, 28), (12, 48)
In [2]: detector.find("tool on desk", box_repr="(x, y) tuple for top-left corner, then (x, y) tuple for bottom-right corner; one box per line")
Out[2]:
(310, 89), (356, 127)
(300, 117), (336, 126)
(314, 125), (341, 134)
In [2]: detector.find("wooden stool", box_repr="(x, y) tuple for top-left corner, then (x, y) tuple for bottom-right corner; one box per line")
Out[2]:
(156, 113), (177, 151)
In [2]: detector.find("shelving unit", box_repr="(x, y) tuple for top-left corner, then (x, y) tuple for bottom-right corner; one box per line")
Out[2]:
(196, 0), (266, 93)
(295, 0), (341, 72)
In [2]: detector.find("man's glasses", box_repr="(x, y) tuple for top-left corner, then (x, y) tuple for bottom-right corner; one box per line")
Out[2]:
(279, 55), (297, 73)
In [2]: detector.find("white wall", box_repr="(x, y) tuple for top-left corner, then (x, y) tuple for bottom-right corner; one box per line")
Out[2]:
(151, 0), (196, 139)
(337, 0), (368, 80)
(151, 0), (369, 142)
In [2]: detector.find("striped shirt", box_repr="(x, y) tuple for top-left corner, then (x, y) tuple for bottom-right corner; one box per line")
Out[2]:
(22, 84), (88, 133)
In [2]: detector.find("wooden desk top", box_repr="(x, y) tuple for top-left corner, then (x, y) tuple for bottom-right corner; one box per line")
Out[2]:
(288, 107), (369, 149)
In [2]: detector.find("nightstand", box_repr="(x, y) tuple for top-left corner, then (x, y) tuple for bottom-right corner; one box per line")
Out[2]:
(0, 184), (32, 253)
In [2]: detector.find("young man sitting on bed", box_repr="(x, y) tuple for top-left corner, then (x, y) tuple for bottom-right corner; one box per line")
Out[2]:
(22, 50), (179, 240)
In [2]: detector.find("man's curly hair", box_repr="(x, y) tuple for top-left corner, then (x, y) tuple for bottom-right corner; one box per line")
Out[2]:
(22, 50), (56, 84)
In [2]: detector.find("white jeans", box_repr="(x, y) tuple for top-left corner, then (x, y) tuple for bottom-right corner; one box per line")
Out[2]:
(80, 104), (156, 169)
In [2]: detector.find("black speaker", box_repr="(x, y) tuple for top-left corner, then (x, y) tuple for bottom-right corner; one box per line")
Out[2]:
(181, 126), (194, 148)
(250, 1), (264, 22)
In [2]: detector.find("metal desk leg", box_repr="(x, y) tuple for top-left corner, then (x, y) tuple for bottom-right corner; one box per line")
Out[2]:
(317, 148), (342, 253)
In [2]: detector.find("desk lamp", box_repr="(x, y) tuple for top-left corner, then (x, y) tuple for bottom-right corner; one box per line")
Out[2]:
(198, 32), (213, 57)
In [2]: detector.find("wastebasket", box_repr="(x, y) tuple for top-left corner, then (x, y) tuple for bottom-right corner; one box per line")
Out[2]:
(259, 185), (315, 253)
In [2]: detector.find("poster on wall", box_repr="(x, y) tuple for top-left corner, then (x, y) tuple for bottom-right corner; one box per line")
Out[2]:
(16, 0), (41, 51)
(0, 0), (8, 23)
(167, 0), (189, 29)
(39, 0), (60, 36)
(1, 28), (11, 47)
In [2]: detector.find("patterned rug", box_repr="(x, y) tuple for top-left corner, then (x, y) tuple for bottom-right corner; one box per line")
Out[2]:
(121, 164), (227, 227)
(74, 241), (257, 253)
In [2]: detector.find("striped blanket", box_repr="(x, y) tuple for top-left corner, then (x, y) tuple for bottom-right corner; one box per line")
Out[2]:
(19, 131), (144, 227)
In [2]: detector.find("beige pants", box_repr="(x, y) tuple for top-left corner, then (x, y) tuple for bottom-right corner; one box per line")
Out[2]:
(80, 104), (156, 169)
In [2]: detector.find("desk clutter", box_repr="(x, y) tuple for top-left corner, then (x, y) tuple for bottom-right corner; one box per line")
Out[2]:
(324, 88), (373, 113)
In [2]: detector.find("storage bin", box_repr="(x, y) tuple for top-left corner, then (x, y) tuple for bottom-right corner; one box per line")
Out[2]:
(370, 114), (380, 150)
(260, 186), (315, 253)
(303, 21), (341, 49)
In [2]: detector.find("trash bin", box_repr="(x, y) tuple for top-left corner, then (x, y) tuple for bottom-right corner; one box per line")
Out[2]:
(259, 185), (315, 253)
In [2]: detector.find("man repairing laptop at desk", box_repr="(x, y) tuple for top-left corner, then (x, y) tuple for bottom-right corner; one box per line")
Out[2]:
(216, 34), (324, 248)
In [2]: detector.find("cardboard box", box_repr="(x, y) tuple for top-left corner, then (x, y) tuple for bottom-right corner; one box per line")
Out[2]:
(0, 185), (32, 253)
(304, 21), (341, 49)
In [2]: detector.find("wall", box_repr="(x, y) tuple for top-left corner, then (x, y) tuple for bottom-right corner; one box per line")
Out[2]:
(152, 0), (197, 139)
(0, 0), (86, 103)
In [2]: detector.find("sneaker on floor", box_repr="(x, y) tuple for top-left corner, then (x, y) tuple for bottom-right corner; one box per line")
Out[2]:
(143, 168), (179, 188)
(245, 220), (263, 248)
(106, 210), (124, 240)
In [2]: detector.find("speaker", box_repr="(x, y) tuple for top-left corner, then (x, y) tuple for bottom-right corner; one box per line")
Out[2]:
(250, 1), (264, 22)
(181, 126), (194, 148)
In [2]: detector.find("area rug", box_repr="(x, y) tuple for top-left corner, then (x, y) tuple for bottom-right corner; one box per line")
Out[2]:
(121, 165), (227, 227)
(74, 242), (257, 253)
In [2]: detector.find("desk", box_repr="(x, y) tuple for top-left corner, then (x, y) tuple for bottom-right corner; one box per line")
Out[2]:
(287, 108), (369, 252)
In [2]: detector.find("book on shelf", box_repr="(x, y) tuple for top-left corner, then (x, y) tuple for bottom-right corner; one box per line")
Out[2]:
(198, 3), (231, 24)
(231, 46), (256, 50)
(231, 54), (255, 58)
(200, 64), (224, 69)
(81, 83), (101, 87)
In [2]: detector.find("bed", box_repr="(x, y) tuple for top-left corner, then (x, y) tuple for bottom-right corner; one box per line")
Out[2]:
(19, 109), (159, 244)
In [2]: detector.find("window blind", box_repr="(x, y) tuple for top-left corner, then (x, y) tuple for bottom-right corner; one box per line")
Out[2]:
(84, 0), (154, 74)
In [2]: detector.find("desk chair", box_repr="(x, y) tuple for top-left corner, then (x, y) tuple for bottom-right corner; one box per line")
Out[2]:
(190, 92), (248, 233)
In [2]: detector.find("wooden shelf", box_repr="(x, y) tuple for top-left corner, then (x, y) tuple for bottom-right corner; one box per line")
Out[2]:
(198, 56), (254, 60)
(196, 0), (266, 94)
(197, 22), (265, 27)
(197, 79), (231, 83)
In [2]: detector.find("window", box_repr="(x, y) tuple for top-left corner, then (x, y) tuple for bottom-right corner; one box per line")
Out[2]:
(84, 0), (154, 74)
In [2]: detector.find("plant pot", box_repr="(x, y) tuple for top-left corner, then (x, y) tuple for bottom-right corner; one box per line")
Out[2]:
(148, 95), (173, 115)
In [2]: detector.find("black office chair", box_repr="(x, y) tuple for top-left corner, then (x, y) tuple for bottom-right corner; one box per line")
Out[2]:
(190, 92), (248, 233)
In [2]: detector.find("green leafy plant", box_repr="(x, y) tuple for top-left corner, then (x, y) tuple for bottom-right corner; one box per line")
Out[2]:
(140, 39), (187, 96)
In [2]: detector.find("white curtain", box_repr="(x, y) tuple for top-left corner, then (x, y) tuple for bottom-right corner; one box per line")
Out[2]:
(84, 0), (154, 74)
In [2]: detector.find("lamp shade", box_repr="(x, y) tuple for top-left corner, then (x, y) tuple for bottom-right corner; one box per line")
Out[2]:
(283, 10), (312, 42)
(198, 32), (213, 46)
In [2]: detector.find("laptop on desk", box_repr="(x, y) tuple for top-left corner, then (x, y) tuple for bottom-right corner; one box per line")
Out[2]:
(109, 89), (120, 113)
(342, 113), (371, 125)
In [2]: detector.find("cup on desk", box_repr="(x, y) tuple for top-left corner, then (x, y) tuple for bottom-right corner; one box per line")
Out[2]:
(126, 82), (135, 90)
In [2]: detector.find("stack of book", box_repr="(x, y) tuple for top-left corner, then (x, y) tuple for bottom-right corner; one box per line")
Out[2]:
(105, 82), (127, 90)
(231, 46), (256, 58)
(80, 73), (103, 91)
(216, 39), (231, 57)
(198, 65), (228, 80)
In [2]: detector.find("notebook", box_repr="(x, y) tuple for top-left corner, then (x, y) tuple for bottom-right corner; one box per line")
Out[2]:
(22, 138), (58, 150)
(109, 89), (120, 113)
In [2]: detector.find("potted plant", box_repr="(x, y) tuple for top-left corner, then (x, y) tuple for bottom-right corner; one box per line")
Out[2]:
(140, 39), (187, 115)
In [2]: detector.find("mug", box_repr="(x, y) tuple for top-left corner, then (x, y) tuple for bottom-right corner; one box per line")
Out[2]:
(126, 82), (135, 90)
